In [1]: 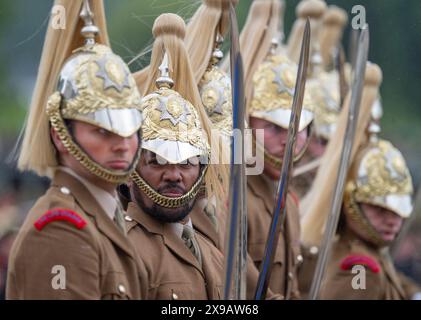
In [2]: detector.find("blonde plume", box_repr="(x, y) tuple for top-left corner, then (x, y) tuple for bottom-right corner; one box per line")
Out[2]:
(287, 0), (326, 63)
(319, 6), (348, 69)
(184, 0), (235, 222)
(240, 0), (280, 113)
(185, 0), (232, 83)
(17, 0), (109, 177)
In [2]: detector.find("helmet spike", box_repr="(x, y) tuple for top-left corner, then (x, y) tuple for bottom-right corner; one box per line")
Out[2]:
(80, 0), (99, 46)
(156, 52), (174, 89)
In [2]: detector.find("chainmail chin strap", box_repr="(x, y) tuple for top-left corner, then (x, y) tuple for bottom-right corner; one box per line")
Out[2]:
(343, 183), (387, 248)
(130, 166), (208, 209)
(252, 123), (314, 169)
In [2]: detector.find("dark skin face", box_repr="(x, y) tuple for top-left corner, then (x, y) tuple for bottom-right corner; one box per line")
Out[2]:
(130, 150), (201, 223)
(51, 120), (139, 193)
(249, 117), (308, 180)
(347, 203), (404, 244)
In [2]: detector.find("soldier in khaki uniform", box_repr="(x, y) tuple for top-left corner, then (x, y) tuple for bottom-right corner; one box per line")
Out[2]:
(319, 137), (421, 299)
(288, 1), (350, 200)
(298, 62), (383, 298)
(7, 0), (147, 299)
(299, 60), (421, 298)
(240, 0), (315, 299)
(124, 13), (225, 300)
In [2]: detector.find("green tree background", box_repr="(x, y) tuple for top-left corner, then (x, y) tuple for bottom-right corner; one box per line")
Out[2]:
(0, 0), (420, 183)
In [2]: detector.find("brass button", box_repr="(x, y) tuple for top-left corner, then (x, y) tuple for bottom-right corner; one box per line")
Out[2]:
(310, 246), (319, 255)
(118, 284), (126, 294)
(296, 254), (304, 264)
(124, 215), (133, 222)
(60, 187), (70, 195)
(172, 293), (179, 300)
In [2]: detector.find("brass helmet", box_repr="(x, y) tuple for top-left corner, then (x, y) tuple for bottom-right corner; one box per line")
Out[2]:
(249, 42), (314, 132)
(198, 33), (233, 137)
(309, 5), (347, 141)
(131, 54), (210, 208)
(308, 69), (340, 140)
(248, 40), (315, 168)
(296, 0), (341, 142)
(343, 114), (413, 246)
(46, 1), (143, 183)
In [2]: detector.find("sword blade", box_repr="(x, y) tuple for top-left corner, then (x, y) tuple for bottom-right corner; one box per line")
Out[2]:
(336, 44), (348, 109)
(223, 2), (247, 300)
(254, 19), (311, 300)
(308, 26), (369, 300)
(348, 28), (360, 70)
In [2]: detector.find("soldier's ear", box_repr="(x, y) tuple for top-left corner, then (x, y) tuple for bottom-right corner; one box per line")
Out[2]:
(50, 126), (68, 155)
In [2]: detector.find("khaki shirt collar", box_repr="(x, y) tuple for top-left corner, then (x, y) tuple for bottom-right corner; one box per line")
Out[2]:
(248, 174), (277, 214)
(169, 218), (193, 239)
(58, 166), (117, 221)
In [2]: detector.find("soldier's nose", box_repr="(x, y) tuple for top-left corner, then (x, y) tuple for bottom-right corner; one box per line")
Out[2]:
(162, 165), (182, 182)
(112, 136), (132, 153)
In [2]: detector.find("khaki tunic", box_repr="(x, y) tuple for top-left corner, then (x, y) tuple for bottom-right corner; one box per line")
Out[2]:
(319, 228), (421, 300)
(192, 196), (282, 300)
(291, 168), (317, 200)
(126, 202), (224, 300)
(6, 170), (148, 299)
(297, 244), (319, 299)
(190, 200), (221, 250)
(247, 174), (302, 299)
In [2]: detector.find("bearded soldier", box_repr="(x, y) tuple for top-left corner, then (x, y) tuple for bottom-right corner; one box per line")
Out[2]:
(7, 0), (147, 299)
(289, 1), (349, 200)
(124, 13), (226, 300)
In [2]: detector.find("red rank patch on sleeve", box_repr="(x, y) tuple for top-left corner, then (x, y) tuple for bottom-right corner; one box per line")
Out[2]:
(34, 208), (87, 231)
(340, 254), (381, 273)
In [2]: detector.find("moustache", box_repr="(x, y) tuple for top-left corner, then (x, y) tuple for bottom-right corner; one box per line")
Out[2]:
(158, 183), (186, 195)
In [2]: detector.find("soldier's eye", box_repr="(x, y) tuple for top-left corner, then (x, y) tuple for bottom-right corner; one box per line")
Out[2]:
(148, 158), (158, 165)
(264, 123), (276, 131)
(97, 128), (108, 135)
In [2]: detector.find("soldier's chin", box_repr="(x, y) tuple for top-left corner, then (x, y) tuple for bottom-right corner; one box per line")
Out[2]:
(263, 163), (281, 180)
(142, 199), (197, 224)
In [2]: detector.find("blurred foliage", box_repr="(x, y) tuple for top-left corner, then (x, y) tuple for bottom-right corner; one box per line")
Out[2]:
(0, 0), (420, 182)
